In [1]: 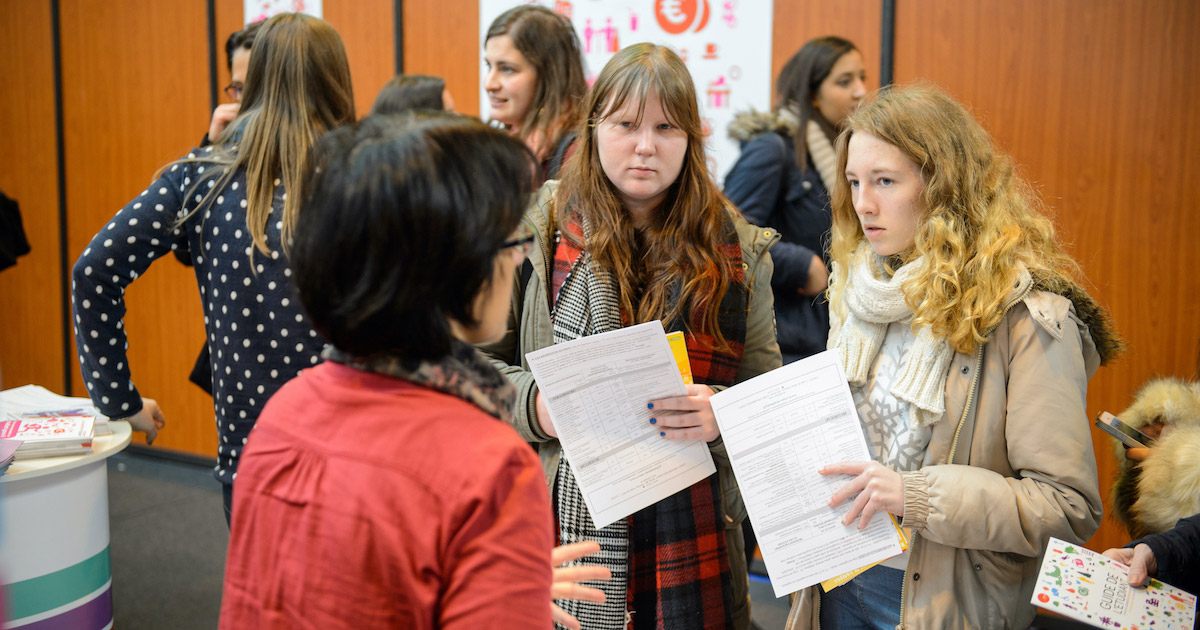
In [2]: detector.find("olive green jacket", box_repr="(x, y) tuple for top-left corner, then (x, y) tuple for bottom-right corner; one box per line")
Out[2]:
(477, 181), (782, 628)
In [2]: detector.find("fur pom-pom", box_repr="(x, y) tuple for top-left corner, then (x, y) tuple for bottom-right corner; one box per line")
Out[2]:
(1109, 377), (1200, 538)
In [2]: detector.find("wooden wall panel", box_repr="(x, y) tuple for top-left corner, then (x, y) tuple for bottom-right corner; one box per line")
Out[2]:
(61, 0), (216, 457)
(215, 0), (245, 107)
(214, 0), (394, 120)
(325, 0), (396, 116)
(771, 0), (882, 107)
(0, 1), (63, 392)
(404, 0), (480, 115)
(895, 0), (1200, 552)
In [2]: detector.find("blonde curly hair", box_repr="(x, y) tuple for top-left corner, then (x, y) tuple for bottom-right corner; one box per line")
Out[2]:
(829, 85), (1081, 354)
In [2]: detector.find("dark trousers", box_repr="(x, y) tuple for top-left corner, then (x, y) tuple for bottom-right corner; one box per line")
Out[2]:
(222, 483), (234, 529)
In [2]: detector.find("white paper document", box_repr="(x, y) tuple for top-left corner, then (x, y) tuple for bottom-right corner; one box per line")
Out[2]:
(525, 321), (716, 528)
(710, 350), (904, 596)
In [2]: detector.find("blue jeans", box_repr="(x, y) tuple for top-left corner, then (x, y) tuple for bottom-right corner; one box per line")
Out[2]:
(819, 565), (904, 630)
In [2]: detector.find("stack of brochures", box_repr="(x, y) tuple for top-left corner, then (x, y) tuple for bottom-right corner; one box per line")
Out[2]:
(0, 438), (21, 474)
(0, 384), (108, 459)
(0, 414), (95, 459)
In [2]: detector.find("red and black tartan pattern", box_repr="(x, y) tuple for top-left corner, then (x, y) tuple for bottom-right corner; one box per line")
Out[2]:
(551, 216), (747, 629)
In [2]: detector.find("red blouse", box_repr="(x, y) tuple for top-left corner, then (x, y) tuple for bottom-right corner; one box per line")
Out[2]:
(220, 362), (554, 629)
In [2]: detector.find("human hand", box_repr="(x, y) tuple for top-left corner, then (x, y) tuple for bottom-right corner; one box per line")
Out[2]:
(122, 397), (166, 445)
(535, 390), (557, 438)
(801, 255), (829, 296)
(208, 103), (240, 142)
(648, 384), (720, 442)
(1125, 447), (1152, 462)
(551, 541), (611, 630)
(821, 461), (904, 529)
(1102, 544), (1158, 587)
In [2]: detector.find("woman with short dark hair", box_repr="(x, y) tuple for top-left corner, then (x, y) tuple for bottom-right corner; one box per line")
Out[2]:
(220, 112), (557, 628)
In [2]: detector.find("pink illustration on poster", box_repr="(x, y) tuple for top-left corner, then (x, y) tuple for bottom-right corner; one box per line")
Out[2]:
(244, 0), (321, 22)
(479, 0), (774, 180)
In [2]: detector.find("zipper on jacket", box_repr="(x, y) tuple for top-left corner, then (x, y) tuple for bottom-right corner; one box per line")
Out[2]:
(947, 281), (1032, 464)
(900, 281), (1034, 629)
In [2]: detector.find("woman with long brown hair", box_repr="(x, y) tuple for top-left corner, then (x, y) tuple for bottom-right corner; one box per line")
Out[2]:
(480, 43), (781, 629)
(71, 12), (355, 524)
(483, 4), (586, 181)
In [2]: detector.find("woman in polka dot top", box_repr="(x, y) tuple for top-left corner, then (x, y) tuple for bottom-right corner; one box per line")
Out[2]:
(71, 13), (355, 523)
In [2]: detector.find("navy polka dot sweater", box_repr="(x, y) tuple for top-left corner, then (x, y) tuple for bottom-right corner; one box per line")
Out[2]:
(72, 147), (325, 483)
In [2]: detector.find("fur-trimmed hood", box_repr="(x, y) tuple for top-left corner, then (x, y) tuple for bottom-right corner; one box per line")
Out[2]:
(1030, 273), (1124, 366)
(1109, 377), (1200, 538)
(727, 109), (797, 143)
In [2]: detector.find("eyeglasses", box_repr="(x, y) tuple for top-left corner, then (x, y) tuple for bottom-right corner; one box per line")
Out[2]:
(224, 83), (244, 102)
(500, 233), (535, 259)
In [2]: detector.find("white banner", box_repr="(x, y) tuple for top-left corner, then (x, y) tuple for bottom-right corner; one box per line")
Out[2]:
(245, 0), (323, 23)
(479, 0), (773, 181)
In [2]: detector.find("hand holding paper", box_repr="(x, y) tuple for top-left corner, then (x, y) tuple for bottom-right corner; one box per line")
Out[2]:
(649, 384), (720, 442)
(821, 460), (905, 529)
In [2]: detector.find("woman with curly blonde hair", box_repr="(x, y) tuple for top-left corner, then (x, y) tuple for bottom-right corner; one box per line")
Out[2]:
(481, 43), (781, 629)
(786, 85), (1123, 630)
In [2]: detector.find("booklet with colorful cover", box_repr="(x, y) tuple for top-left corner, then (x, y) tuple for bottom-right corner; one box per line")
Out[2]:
(0, 414), (94, 459)
(1033, 537), (1196, 630)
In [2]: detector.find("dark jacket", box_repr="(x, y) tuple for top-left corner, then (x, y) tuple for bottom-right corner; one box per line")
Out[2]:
(1133, 513), (1200, 597)
(724, 110), (831, 363)
(71, 146), (325, 484)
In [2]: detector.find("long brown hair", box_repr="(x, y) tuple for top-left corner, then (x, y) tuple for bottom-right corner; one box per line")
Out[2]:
(556, 43), (739, 347)
(182, 13), (355, 255)
(485, 5), (586, 158)
(828, 85), (1082, 354)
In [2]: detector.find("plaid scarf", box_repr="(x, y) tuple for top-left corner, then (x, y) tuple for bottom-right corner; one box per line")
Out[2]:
(550, 213), (746, 630)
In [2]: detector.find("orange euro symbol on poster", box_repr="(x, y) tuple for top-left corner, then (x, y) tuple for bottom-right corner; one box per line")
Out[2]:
(655, 0), (710, 34)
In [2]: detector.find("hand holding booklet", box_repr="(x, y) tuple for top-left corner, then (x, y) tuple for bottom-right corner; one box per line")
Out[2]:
(525, 321), (715, 528)
(1033, 537), (1196, 629)
(708, 350), (905, 597)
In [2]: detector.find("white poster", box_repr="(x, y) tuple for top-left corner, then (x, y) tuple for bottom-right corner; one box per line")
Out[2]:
(245, 0), (323, 23)
(479, 0), (773, 181)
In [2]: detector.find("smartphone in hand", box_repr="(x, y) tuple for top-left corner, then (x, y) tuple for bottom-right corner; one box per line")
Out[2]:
(1095, 411), (1155, 449)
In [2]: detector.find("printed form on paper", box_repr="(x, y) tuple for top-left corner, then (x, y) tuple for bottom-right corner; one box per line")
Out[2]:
(709, 350), (904, 597)
(525, 321), (716, 528)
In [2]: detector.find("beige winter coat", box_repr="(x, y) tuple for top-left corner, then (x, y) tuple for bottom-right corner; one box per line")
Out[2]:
(478, 181), (782, 629)
(786, 270), (1118, 630)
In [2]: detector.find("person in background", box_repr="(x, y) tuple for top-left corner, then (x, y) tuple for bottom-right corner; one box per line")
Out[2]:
(1102, 344), (1200, 614)
(71, 13), (355, 525)
(479, 43), (781, 629)
(206, 20), (262, 144)
(785, 85), (1121, 630)
(484, 4), (586, 181)
(371, 74), (456, 115)
(221, 111), (609, 629)
(725, 36), (867, 365)
(1103, 514), (1200, 612)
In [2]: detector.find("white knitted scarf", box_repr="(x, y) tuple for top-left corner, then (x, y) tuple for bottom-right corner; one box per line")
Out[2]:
(776, 108), (839, 194)
(835, 245), (952, 428)
(805, 118), (839, 194)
